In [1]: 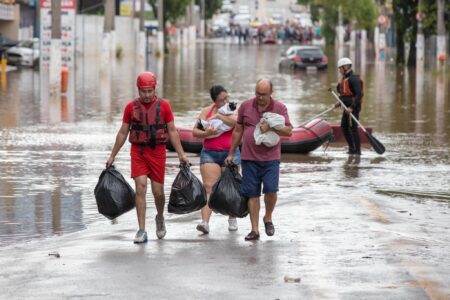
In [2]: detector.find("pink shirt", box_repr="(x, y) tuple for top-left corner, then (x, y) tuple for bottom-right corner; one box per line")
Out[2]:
(237, 97), (292, 161)
(203, 105), (234, 151)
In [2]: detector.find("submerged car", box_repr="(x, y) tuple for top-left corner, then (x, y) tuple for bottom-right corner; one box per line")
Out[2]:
(279, 46), (328, 70)
(6, 38), (39, 67)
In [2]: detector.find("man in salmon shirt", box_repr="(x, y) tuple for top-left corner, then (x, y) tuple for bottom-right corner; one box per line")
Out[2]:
(106, 71), (189, 244)
(225, 79), (292, 241)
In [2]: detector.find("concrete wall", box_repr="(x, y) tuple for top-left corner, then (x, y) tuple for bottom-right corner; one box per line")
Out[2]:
(0, 4), (20, 40)
(75, 15), (139, 59)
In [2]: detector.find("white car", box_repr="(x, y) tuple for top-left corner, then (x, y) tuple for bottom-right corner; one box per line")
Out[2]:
(6, 38), (39, 67)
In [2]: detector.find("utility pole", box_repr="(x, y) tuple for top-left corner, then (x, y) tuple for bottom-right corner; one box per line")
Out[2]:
(157, 0), (164, 54)
(436, 0), (447, 67)
(50, 0), (62, 99)
(189, 0), (195, 43)
(104, 0), (115, 58)
(139, 0), (145, 31)
(200, 0), (205, 38)
(416, 0), (424, 67)
(137, 0), (146, 70)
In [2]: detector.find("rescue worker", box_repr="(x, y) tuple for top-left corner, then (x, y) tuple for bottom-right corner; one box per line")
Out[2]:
(335, 57), (363, 155)
(106, 71), (189, 243)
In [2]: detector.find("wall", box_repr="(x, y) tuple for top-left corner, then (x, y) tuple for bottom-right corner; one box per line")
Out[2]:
(0, 4), (19, 40)
(75, 15), (139, 58)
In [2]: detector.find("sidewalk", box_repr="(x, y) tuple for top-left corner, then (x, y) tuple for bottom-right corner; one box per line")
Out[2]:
(1, 181), (449, 299)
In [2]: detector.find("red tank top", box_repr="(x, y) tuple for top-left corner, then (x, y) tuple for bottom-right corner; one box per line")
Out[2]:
(203, 104), (233, 151)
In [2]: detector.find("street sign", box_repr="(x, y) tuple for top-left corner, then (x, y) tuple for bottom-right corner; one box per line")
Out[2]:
(40, 0), (76, 69)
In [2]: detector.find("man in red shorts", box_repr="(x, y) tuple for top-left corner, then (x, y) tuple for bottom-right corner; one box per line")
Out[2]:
(106, 71), (189, 244)
(226, 79), (292, 241)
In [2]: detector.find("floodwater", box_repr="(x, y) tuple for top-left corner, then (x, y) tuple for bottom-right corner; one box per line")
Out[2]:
(0, 42), (449, 246)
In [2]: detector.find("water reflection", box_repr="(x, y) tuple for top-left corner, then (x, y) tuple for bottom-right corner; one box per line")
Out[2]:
(435, 72), (446, 144)
(343, 155), (361, 178)
(0, 43), (449, 246)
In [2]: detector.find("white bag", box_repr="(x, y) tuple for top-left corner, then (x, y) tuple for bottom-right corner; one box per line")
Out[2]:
(254, 112), (285, 147)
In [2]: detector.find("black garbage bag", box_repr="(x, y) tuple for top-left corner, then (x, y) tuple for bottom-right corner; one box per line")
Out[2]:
(168, 164), (207, 214)
(209, 163), (248, 218)
(94, 165), (136, 220)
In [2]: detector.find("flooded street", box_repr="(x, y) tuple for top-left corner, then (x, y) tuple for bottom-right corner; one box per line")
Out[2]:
(0, 42), (449, 247)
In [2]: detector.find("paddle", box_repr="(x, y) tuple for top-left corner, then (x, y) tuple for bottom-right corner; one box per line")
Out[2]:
(328, 88), (385, 155)
(298, 106), (335, 127)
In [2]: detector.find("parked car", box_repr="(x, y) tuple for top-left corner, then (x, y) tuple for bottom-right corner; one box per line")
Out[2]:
(212, 16), (231, 37)
(0, 34), (18, 54)
(279, 46), (328, 70)
(6, 38), (39, 67)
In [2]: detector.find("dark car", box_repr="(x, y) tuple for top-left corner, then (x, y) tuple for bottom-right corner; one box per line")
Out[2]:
(279, 46), (328, 70)
(0, 34), (19, 54)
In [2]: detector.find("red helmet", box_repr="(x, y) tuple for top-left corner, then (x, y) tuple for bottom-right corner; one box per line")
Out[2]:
(136, 72), (157, 89)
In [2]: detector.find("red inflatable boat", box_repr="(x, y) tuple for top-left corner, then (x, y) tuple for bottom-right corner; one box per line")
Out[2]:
(167, 119), (334, 154)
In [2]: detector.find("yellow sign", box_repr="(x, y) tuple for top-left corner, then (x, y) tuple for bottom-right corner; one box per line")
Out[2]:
(120, 2), (131, 17)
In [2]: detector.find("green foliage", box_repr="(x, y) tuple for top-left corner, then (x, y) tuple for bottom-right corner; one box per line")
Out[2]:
(135, 11), (156, 21)
(196, 0), (222, 19)
(297, 0), (377, 44)
(342, 0), (377, 30)
(420, 0), (450, 37)
(148, 0), (191, 23)
(393, 0), (418, 65)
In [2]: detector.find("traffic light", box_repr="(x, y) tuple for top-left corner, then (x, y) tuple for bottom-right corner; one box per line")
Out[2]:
(255, 0), (258, 10)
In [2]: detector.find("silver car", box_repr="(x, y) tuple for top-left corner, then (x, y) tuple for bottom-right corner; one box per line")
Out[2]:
(6, 38), (39, 67)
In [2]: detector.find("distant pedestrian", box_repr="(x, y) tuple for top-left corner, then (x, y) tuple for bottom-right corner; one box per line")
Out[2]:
(192, 85), (241, 234)
(106, 71), (189, 244)
(225, 79), (292, 241)
(335, 57), (364, 155)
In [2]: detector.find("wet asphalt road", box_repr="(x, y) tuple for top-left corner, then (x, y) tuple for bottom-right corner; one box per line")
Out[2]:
(0, 41), (449, 299)
(1, 164), (449, 299)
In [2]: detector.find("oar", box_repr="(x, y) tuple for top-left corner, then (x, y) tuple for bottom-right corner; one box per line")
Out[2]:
(328, 88), (385, 155)
(298, 106), (335, 127)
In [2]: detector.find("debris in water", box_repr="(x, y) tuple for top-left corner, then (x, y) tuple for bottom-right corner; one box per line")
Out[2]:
(284, 276), (301, 283)
(48, 252), (60, 258)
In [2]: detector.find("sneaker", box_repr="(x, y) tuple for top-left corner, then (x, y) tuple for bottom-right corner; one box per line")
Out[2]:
(196, 222), (210, 234)
(133, 229), (148, 244)
(155, 215), (166, 239)
(228, 217), (238, 231)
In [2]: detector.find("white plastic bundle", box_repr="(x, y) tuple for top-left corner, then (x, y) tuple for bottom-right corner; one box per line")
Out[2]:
(254, 112), (285, 147)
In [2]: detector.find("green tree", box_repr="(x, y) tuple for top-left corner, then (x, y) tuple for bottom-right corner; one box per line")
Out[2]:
(148, 0), (191, 24)
(195, 0), (222, 19)
(419, 0), (450, 37)
(392, 0), (418, 66)
(297, 0), (377, 45)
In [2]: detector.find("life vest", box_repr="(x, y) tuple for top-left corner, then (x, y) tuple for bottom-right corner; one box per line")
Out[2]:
(339, 74), (364, 103)
(128, 98), (169, 149)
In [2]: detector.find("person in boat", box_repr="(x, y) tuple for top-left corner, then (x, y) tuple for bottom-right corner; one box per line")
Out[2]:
(192, 85), (241, 234)
(106, 71), (189, 244)
(225, 79), (292, 241)
(334, 57), (363, 155)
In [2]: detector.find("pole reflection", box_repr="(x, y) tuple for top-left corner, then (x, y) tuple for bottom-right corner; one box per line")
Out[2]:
(435, 72), (447, 145)
(414, 64), (425, 134)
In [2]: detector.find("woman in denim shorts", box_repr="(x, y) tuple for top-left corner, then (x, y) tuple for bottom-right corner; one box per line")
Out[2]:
(192, 85), (241, 234)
